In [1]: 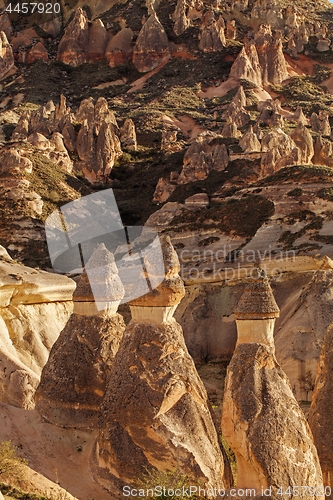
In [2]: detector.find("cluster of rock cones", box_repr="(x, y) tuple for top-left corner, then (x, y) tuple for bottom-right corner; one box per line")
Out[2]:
(33, 236), (333, 499)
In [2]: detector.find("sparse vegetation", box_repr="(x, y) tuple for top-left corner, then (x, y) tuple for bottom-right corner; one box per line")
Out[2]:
(0, 441), (27, 483)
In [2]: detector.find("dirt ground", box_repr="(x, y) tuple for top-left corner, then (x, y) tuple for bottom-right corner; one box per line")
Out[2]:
(0, 404), (111, 500)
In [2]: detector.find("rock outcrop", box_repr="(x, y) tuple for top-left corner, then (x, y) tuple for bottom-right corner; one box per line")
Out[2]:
(172, 0), (191, 35)
(95, 237), (232, 496)
(132, 13), (171, 72)
(239, 125), (261, 153)
(0, 31), (14, 79)
(0, 251), (74, 409)
(178, 134), (229, 184)
(254, 25), (288, 85)
(290, 124), (314, 164)
(222, 279), (324, 497)
(308, 323), (333, 498)
(198, 11), (226, 52)
(57, 8), (89, 67)
(105, 28), (133, 67)
(35, 244), (126, 429)
(120, 118), (137, 151)
(229, 43), (262, 86)
(87, 19), (109, 61)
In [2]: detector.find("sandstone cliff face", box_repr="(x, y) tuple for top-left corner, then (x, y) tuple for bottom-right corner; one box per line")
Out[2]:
(57, 8), (89, 67)
(35, 244), (126, 429)
(95, 237), (232, 496)
(132, 13), (171, 72)
(222, 342), (323, 497)
(309, 323), (333, 498)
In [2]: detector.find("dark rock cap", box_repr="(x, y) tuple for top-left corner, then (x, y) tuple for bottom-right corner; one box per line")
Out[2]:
(234, 279), (280, 320)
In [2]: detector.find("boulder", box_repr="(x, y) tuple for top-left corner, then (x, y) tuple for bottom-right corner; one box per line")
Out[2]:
(35, 244), (126, 429)
(320, 116), (331, 137)
(105, 28), (133, 68)
(120, 118), (137, 151)
(95, 237), (232, 496)
(308, 323), (333, 497)
(0, 149), (32, 174)
(132, 13), (171, 72)
(87, 19), (109, 61)
(229, 43), (262, 86)
(96, 121), (121, 179)
(0, 31), (14, 80)
(222, 280), (324, 496)
(27, 132), (51, 150)
(57, 8), (89, 67)
(290, 124), (314, 164)
(11, 112), (29, 141)
(317, 39), (330, 52)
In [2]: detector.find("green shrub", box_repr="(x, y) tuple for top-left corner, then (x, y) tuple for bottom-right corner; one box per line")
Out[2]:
(0, 441), (27, 483)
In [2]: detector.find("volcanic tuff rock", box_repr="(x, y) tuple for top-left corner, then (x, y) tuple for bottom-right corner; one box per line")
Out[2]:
(105, 28), (133, 68)
(87, 19), (109, 61)
(177, 134), (229, 184)
(222, 343), (323, 497)
(172, 0), (191, 35)
(229, 43), (262, 86)
(308, 323), (333, 497)
(26, 42), (49, 64)
(290, 124), (314, 164)
(132, 13), (171, 72)
(198, 11), (226, 52)
(239, 125), (261, 153)
(120, 118), (137, 151)
(57, 8), (89, 67)
(95, 237), (232, 496)
(0, 252), (74, 409)
(274, 268), (333, 400)
(0, 31), (14, 80)
(254, 25), (288, 85)
(35, 244), (126, 429)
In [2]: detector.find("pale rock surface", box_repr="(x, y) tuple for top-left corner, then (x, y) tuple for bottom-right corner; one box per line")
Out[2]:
(226, 20), (236, 39)
(57, 8), (89, 67)
(313, 135), (333, 167)
(290, 106), (308, 126)
(232, 85), (247, 108)
(239, 125), (261, 153)
(95, 237), (232, 496)
(290, 124), (314, 164)
(308, 323), (333, 497)
(105, 28), (133, 68)
(320, 116), (331, 137)
(178, 135), (229, 184)
(172, 0), (191, 35)
(222, 279), (323, 496)
(229, 43), (262, 86)
(198, 11), (226, 52)
(87, 19), (108, 61)
(221, 119), (242, 139)
(275, 268), (333, 400)
(0, 31), (14, 80)
(222, 342), (324, 496)
(35, 245), (126, 429)
(120, 118), (137, 151)
(153, 177), (177, 203)
(26, 42), (49, 64)
(254, 25), (288, 85)
(133, 13), (171, 72)
(185, 192), (209, 208)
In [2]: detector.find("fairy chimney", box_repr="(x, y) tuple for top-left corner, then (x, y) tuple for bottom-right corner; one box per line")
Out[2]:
(35, 244), (126, 429)
(233, 278), (280, 348)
